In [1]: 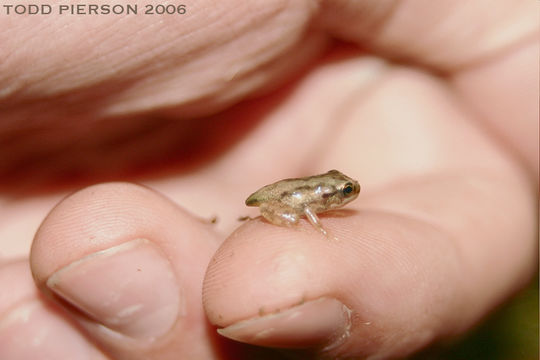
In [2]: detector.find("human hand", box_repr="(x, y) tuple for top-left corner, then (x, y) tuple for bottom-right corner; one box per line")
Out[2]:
(0, 1), (537, 359)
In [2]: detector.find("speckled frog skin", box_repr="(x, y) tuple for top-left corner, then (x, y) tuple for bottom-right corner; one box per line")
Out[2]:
(245, 170), (360, 235)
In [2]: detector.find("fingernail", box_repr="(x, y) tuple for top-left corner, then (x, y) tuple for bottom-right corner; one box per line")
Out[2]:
(217, 297), (352, 349)
(47, 239), (182, 339)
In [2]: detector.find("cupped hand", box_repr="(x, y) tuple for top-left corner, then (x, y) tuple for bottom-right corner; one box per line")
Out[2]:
(0, 1), (537, 359)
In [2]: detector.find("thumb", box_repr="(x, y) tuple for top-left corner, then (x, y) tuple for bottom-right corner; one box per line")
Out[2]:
(202, 175), (536, 358)
(30, 182), (220, 359)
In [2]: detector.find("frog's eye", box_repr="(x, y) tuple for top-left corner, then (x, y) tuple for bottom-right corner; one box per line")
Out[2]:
(342, 183), (354, 196)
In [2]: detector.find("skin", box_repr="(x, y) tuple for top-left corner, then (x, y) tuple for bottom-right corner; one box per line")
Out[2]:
(0, 1), (537, 359)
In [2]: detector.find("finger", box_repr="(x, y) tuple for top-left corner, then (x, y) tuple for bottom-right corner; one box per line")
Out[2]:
(203, 177), (536, 358)
(318, 0), (538, 175)
(0, 0), (327, 192)
(204, 213), (466, 357)
(0, 259), (108, 360)
(202, 70), (537, 358)
(450, 38), (538, 176)
(319, 1), (536, 71)
(30, 182), (221, 360)
(1, 1), (324, 120)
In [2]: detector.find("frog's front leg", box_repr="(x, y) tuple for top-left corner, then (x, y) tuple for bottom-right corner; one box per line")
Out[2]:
(259, 202), (299, 227)
(303, 207), (328, 236)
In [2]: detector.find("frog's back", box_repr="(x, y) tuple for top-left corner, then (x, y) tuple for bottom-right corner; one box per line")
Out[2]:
(245, 177), (305, 207)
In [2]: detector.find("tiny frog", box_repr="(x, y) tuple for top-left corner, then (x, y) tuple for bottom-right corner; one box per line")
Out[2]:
(245, 170), (360, 236)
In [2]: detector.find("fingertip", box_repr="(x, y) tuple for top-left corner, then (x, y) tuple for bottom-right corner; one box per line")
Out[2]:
(203, 218), (358, 352)
(203, 219), (333, 325)
(30, 182), (149, 283)
(202, 211), (466, 357)
(30, 181), (218, 285)
(29, 181), (220, 358)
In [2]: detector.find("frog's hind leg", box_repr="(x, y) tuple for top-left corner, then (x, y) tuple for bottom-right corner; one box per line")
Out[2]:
(259, 202), (299, 227)
(303, 207), (328, 236)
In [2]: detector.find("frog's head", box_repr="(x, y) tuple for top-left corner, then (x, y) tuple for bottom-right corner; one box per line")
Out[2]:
(324, 170), (360, 208)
